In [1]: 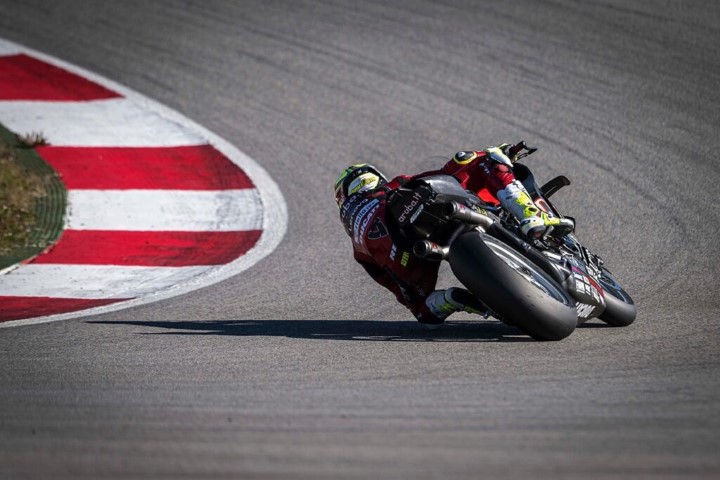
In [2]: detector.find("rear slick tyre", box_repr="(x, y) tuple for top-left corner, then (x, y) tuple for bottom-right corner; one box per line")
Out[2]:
(448, 231), (578, 341)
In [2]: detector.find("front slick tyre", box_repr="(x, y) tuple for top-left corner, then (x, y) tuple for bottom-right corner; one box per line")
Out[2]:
(598, 268), (637, 327)
(449, 231), (577, 341)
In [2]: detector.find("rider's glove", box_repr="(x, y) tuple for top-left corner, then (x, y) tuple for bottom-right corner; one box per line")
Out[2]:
(497, 143), (512, 158)
(484, 145), (513, 167)
(492, 141), (538, 163)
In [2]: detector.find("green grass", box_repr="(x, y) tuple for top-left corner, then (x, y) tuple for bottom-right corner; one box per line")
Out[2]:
(0, 124), (66, 270)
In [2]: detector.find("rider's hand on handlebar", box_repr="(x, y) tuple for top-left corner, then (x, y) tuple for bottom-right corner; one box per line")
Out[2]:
(502, 141), (538, 162)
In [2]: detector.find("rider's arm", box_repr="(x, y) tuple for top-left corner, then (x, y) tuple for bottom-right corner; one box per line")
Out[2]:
(440, 150), (485, 184)
(440, 150), (515, 202)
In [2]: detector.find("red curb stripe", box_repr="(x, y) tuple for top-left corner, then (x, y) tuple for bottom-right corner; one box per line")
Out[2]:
(0, 54), (121, 101)
(36, 145), (255, 190)
(33, 230), (263, 266)
(0, 296), (129, 322)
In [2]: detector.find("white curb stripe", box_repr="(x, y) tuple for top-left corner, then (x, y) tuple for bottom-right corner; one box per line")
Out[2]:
(67, 189), (263, 231)
(0, 42), (21, 56)
(0, 99), (205, 147)
(0, 264), (211, 299)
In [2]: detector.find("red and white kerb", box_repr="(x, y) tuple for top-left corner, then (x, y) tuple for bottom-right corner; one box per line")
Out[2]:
(0, 39), (286, 325)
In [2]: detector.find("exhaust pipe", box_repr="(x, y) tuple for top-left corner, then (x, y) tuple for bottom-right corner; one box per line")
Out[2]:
(413, 240), (448, 260)
(443, 202), (494, 230)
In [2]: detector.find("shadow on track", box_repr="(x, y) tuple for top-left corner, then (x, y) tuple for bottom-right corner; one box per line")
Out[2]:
(87, 319), (535, 342)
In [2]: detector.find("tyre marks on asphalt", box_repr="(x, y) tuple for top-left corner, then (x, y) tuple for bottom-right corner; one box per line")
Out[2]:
(0, 39), (286, 324)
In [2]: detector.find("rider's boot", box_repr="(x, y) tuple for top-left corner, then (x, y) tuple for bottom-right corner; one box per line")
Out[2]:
(497, 180), (574, 238)
(422, 287), (488, 329)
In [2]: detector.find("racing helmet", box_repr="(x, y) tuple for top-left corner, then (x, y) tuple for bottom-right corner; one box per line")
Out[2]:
(334, 163), (387, 209)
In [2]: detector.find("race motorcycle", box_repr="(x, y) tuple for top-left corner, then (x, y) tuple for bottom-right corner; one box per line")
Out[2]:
(386, 142), (636, 341)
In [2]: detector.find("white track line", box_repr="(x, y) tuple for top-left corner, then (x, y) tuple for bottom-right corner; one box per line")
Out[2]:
(67, 189), (263, 231)
(0, 41), (21, 56)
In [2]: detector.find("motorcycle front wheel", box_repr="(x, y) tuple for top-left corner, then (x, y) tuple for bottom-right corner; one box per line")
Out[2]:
(598, 267), (637, 327)
(448, 231), (578, 341)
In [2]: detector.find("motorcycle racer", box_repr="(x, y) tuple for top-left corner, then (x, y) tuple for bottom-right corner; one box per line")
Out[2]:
(334, 143), (575, 328)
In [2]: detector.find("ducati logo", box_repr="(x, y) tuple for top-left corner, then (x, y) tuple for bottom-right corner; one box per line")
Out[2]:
(368, 219), (388, 240)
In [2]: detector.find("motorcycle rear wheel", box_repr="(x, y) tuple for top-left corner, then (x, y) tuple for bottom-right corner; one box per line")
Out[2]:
(449, 231), (578, 341)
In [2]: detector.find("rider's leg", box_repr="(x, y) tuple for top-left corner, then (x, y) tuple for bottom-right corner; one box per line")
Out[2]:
(479, 147), (574, 238)
(418, 287), (488, 329)
(496, 179), (575, 238)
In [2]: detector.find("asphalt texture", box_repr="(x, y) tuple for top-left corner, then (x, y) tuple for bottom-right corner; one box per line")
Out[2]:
(1, 1), (719, 478)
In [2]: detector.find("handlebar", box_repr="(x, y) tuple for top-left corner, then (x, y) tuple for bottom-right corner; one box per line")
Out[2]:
(508, 141), (537, 162)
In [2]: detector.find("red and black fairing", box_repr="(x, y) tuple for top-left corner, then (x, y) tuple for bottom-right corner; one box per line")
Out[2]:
(555, 236), (607, 320)
(566, 257), (606, 319)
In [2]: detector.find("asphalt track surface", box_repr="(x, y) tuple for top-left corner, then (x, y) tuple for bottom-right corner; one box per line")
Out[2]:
(1, 1), (719, 478)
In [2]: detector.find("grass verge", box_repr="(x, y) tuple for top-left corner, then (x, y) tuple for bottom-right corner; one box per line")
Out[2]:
(0, 124), (66, 271)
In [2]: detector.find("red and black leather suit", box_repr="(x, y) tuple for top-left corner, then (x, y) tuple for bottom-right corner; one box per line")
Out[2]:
(339, 151), (517, 323)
